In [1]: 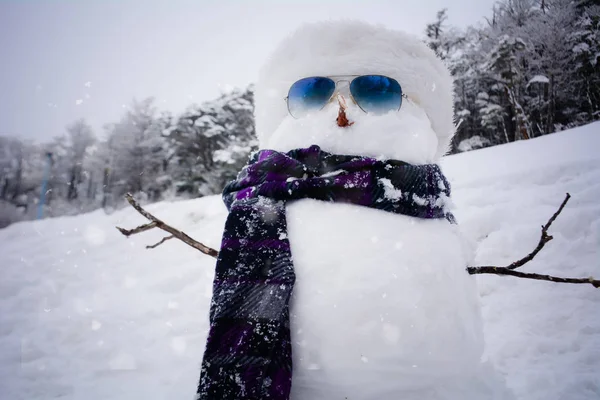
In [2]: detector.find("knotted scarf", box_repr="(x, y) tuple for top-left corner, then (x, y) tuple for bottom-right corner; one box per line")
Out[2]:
(196, 145), (455, 400)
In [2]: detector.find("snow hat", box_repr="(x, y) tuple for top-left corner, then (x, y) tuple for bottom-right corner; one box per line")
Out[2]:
(255, 20), (456, 160)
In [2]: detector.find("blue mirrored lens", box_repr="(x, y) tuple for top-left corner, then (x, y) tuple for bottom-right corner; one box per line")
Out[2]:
(350, 75), (402, 114)
(287, 77), (336, 118)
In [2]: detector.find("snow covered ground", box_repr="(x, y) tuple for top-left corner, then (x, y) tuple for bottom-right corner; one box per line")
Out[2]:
(1, 122), (599, 400)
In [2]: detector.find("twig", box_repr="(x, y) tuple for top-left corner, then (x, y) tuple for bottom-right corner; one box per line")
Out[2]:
(116, 193), (219, 258)
(467, 266), (600, 288)
(146, 235), (174, 249)
(543, 192), (571, 231)
(117, 192), (596, 288)
(469, 193), (599, 289)
(117, 221), (157, 236)
(480, 193), (571, 271)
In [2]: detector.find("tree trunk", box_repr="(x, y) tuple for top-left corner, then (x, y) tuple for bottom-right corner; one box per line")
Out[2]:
(87, 171), (95, 200)
(68, 165), (79, 201)
(586, 78), (595, 120)
(0, 176), (7, 200)
(11, 156), (23, 202)
(546, 74), (555, 135)
(505, 85), (531, 140)
(500, 117), (508, 144)
(102, 167), (111, 209)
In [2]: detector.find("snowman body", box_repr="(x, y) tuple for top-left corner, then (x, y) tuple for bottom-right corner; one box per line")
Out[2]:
(286, 200), (498, 400)
(254, 20), (514, 400)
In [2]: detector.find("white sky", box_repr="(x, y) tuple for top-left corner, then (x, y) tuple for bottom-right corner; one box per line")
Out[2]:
(0, 0), (496, 141)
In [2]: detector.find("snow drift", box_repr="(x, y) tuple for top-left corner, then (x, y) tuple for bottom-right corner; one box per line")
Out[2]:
(0, 122), (599, 400)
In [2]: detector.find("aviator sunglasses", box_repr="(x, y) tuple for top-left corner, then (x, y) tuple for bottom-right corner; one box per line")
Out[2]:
(285, 75), (406, 118)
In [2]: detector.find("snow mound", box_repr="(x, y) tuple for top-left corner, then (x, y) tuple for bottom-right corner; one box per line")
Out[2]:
(1, 122), (599, 399)
(458, 135), (491, 152)
(527, 75), (550, 87)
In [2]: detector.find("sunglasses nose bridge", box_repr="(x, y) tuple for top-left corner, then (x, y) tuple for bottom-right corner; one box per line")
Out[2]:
(326, 80), (348, 105)
(334, 79), (350, 92)
(332, 80), (356, 105)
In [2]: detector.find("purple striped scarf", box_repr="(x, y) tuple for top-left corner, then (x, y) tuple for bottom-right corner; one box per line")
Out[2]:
(196, 145), (454, 400)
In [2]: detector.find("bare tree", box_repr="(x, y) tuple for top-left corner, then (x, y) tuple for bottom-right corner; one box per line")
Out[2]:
(66, 119), (96, 201)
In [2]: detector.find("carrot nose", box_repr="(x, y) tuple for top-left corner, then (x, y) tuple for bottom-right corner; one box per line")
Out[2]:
(336, 94), (354, 128)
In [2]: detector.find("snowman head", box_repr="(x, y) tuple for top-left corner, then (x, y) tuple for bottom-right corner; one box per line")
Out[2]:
(254, 20), (456, 164)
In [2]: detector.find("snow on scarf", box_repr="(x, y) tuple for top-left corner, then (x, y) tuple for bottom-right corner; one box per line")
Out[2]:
(196, 145), (455, 400)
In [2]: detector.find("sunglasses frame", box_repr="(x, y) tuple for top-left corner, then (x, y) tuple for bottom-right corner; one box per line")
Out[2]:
(284, 74), (409, 118)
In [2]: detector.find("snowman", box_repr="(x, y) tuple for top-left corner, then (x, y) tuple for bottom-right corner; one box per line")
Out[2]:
(197, 20), (514, 400)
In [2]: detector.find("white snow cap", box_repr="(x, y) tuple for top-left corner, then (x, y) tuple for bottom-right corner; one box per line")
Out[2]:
(255, 20), (456, 162)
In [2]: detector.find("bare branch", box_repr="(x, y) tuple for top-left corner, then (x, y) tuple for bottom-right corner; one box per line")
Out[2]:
(116, 192), (593, 289)
(468, 266), (599, 288)
(146, 235), (174, 249)
(469, 193), (598, 289)
(116, 193), (219, 259)
(478, 193), (571, 271)
(117, 221), (157, 237)
(123, 193), (161, 223)
(543, 192), (571, 232)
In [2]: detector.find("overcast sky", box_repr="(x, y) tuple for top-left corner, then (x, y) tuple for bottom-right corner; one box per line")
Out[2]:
(0, 0), (496, 142)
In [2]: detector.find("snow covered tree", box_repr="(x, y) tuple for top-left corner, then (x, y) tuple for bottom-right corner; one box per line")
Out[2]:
(65, 119), (96, 201)
(569, 0), (600, 123)
(430, 0), (599, 152)
(521, 0), (580, 135)
(485, 34), (532, 141)
(425, 9), (450, 60)
(0, 136), (25, 202)
(167, 86), (256, 197)
(0, 86), (257, 227)
(446, 27), (493, 149)
(476, 91), (510, 143)
(103, 98), (171, 207)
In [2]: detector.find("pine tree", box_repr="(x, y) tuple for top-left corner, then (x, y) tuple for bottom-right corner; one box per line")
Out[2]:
(167, 86), (256, 197)
(104, 98), (170, 204)
(569, 0), (600, 122)
(425, 9), (449, 59)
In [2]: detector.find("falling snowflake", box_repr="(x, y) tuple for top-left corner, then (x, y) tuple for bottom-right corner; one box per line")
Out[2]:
(109, 353), (137, 370)
(171, 337), (187, 355)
